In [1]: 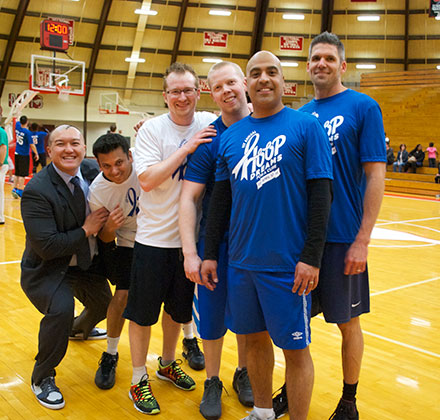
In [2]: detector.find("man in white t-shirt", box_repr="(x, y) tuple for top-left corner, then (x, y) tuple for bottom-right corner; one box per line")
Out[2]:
(124, 62), (216, 415)
(88, 133), (140, 391)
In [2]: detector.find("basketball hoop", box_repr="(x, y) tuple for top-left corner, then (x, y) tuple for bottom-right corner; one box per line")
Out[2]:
(57, 85), (71, 102)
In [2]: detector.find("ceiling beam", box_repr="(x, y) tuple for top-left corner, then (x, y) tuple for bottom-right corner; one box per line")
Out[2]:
(404, 0), (409, 71)
(250, 0), (269, 57)
(0, 0), (30, 97)
(85, 0), (113, 104)
(170, 0), (189, 64)
(321, 0), (334, 33)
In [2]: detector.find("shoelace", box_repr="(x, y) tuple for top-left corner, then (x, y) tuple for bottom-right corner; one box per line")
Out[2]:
(186, 338), (203, 355)
(134, 381), (154, 402)
(39, 377), (60, 394)
(166, 360), (188, 380)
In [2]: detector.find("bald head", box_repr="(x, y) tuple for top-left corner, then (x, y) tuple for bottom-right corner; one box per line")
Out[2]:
(47, 124), (83, 146)
(246, 51), (283, 76)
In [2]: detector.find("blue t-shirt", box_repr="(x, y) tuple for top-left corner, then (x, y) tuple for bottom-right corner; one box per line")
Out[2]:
(185, 116), (228, 240)
(31, 131), (47, 154)
(15, 122), (33, 156)
(215, 107), (333, 272)
(300, 89), (386, 243)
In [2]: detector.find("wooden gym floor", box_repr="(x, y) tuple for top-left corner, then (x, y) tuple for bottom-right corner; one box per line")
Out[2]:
(1, 182), (439, 419)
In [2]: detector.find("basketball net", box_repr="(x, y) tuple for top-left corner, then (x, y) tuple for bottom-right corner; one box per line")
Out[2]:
(57, 85), (71, 102)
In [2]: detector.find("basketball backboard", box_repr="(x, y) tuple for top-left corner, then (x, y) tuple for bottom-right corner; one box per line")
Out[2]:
(30, 54), (85, 96)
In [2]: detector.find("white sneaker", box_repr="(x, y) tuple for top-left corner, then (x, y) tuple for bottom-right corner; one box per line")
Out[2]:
(241, 409), (275, 420)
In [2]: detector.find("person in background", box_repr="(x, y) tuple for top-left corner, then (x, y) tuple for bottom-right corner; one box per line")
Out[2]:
(0, 120), (8, 225)
(385, 138), (394, 166)
(13, 115), (39, 198)
(404, 144), (425, 173)
(393, 144), (408, 172)
(426, 142), (437, 168)
(30, 123), (48, 174)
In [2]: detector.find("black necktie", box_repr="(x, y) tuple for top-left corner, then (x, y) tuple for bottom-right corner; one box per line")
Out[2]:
(70, 176), (91, 270)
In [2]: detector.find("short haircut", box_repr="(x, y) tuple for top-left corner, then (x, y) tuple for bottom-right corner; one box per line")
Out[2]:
(93, 133), (130, 159)
(109, 124), (117, 132)
(30, 122), (39, 131)
(309, 31), (345, 62)
(207, 61), (245, 87)
(47, 124), (83, 146)
(19, 115), (28, 125)
(163, 62), (199, 91)
(429, 142), (434, 147)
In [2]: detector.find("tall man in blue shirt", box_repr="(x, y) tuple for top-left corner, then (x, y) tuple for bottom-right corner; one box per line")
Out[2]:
(202, 51), (333, 420)
(273, 32), (386, 420)
(30, 123), (48, 173)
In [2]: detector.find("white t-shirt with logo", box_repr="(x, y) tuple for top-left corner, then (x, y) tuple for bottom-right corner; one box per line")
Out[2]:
(135, 112), (216, 248)
(88, 161), (140, 248)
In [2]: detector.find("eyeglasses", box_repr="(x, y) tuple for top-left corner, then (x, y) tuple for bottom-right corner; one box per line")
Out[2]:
(166, 87), (198, 97)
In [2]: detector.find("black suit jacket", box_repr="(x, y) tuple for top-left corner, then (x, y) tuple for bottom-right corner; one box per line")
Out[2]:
(20, 159), (100, 314)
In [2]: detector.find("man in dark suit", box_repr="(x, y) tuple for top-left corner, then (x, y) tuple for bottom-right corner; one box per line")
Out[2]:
(21, 125), (112, 410)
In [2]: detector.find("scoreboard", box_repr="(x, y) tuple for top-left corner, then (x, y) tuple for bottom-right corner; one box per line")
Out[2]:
(40, 19), (70, 51)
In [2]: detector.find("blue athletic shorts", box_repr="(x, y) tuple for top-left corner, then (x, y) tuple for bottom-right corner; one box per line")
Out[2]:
(312, 242), (370, 324)
(226, 266), (311, 350)
(193, 237), (228, 340)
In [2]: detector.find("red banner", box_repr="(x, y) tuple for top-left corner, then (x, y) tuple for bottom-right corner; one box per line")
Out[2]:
(199, 78), (211, 93)
(283, 83), (297, 97)
(203, 32), (228, 47)
(280, 36), (303, 51)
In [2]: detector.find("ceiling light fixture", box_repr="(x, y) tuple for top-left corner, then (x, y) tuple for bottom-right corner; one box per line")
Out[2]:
(357, 15), (380, 22)
(125, 57), (146, 63)
(209, 10), (231, 17)
(437, 65), (440, 70)
(356, 64), (376, 69)
(280, 62), (299, 67)
(203, 58), (222, 64)
(282, 14), (305, 20)
(135, 9), (158, 15)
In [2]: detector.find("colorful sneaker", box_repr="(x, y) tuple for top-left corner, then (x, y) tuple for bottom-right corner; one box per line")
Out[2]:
(70, 327), (107, 340)
(272, 383), (288, 418)
(329, 398), (359, 420)
(182, 337), (205, 370)
(12, 188), (19, 199)
(31, 376), (65, 410)
(129, 374), (160, 415)
(95, 352), (118, 389)
(200, 376), (223, 420)
(156, 357), (196, 391)
(241, 409), (275, 420)
(233, 367), (254, 407)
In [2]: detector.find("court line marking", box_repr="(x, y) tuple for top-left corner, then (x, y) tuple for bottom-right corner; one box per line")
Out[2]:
(0, 260), (21, 265)
(313, 316), (440, 359)
(371, 276), (440, 297)
(375, 216), (440, 227)
(5, 215), (23, 223)
(363, 330), (440, 358)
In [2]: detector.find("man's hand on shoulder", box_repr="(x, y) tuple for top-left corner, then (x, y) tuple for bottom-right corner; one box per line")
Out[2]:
(183, 126), (216, 154)
(82, 207), (109, 237)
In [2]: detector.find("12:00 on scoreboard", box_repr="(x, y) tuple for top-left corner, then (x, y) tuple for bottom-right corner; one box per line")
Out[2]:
(40, 19), (70, 51)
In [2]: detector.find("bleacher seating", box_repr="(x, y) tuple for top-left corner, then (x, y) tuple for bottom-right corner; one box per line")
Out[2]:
(385, 166), (440, 197)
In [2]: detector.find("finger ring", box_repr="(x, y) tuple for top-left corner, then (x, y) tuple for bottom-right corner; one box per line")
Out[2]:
(356, 269), (361, 272)
(310, 281), (314, 285)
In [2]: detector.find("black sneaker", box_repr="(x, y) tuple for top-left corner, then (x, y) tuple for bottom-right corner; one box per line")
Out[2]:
(31, 376), (65, 410)
(232, 367), (254, 407)
(95, 351), (118, 389)
(182, 337), (205, 370)
(272, 383), (288, 418)
(200, 376), (223, 420)
(329, 398), (359, 420)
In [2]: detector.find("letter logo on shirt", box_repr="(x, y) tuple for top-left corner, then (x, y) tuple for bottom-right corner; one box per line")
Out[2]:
(323, 115), (344, 155)
(232, 131), (286, 189)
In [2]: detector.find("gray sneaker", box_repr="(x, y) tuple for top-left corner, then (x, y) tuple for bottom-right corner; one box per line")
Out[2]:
(233, 367), (254, 407)
(200, 376), (223, 420)
(241, 410), (275, 420)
